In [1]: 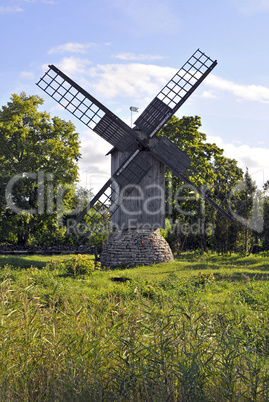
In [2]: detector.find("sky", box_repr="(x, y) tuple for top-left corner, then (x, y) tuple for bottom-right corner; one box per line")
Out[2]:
(1, 0), (269, 193)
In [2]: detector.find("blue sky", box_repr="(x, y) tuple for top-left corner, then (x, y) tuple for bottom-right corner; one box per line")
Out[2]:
(1, 0), (269, 192)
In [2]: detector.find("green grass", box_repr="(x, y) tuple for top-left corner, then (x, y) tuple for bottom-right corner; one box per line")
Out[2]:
(1, 252), (269, 401)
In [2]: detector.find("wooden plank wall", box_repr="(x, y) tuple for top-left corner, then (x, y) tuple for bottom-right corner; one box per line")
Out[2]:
(111, 149), (165, 230)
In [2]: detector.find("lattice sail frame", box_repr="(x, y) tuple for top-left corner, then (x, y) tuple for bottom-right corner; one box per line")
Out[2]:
(37, 65), (137, 152)
(37, 48), (237, 240)
(175, 164), (237, 220)
(67, 178), (119, 241)
(134, 49), (217, 137)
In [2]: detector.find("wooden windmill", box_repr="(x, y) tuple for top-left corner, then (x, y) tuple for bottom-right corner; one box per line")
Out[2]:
(37, 49), (234, 267)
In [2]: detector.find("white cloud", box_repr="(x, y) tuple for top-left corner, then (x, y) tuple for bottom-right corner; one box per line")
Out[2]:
(78, 132), (269, 193)
(78, 131), (111, 193)
(88, 63), (175, 99)
(0, 0), (57, 13)
(87, 63), (269, 106)
(207, 135), (269, 187)
(23, 0), (57, 3)
(202, 90), (217, 99)
(20, 71), (35, 80)
(206, 74), (269, 103)
(41, 0), (57, 4)
(111, 0), (181, 35)
(48, 42), (98, 55)
(0, 6), (23, 13)
(232, 0), (269, 15)
(51, 56), (269, 106)
(57, 57), (92, 76)
(115, 53), (164, 62)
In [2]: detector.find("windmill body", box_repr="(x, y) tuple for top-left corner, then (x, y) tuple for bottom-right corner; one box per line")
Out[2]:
(37, 49), (235, 267)
(101, 135), (171, 268)
(110, 130), (165, 231)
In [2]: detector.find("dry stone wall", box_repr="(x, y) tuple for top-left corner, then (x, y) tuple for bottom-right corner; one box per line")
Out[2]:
(101, 228), (174, 268)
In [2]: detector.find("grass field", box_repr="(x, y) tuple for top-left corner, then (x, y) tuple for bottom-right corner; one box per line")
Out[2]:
(1, 252), (269, 401)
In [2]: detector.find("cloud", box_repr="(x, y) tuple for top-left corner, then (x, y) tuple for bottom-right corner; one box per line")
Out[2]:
(0, 6), (23, 14)
(232, 0), (269, 15)
(207, 135), (269, 187)
(20, 71), (35, 80)
(23, 0), (57, 3)
(111, 0), (181, 35)
(88, 63), (175, 99)
(0, 0), (57, 13)
(48, 42), (98, 55)
(56, 57), (92, 76)
(78, 129), (269, 193)
(41, 0), (57, 4)
(87, 63), (269, 105)
(115, 53), (164, 62)
(206, 74), (269, 103)
(47, 55), (269, 113)
(43, 56), (269, 110)
(202, 90), (217, 99)
(78, 131), (111, 193)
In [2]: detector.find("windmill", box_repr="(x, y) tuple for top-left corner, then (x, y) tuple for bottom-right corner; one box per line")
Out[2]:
(37, 49), (234, 267)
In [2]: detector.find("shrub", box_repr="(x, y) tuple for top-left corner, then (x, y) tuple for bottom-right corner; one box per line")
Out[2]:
(63, 254), (100, 277)
(193, 271), (215, 287)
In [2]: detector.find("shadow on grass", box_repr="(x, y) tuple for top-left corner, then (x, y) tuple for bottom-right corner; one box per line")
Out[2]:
(0, 254), (65, 269)
(177, 253), (269, 262)
(214, 272), (269, 282)
(176, 254), (269, 271)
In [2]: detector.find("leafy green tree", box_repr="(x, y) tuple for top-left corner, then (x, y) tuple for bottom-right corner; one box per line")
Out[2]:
(207, 154), (244, 254)
(233, 169), (261, 255)
(63, 187), (107, 248)
(159, 115), (244, 253)
(261, 181), (269, 251)
(0, 93), (81, 245)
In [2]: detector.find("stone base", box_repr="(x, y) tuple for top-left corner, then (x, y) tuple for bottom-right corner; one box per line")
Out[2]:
(100, 228), (174, 268)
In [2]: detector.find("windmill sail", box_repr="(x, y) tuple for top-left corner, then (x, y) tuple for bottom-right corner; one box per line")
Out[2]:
(170, 154), (236, 221)
(36, 65), (138, 152)
(150, 137), (234, 221)
(177, 171), (234, 222)
(150, 137), (192, 176)
(134, 49), (217, 137)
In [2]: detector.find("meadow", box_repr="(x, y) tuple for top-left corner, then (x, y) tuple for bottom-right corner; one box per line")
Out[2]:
(1, 251), (269, 401)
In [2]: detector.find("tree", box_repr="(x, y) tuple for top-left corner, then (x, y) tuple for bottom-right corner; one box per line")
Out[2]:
(158, 115), (244, 253)
(234, 168), (260, 255)
(208, 154), (245, 254)
(261, 181), (269, 251)
(0, 93), (81, 245)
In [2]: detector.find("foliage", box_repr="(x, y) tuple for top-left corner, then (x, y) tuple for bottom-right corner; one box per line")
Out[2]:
(58, 254), (100, 277)
(0, 93), (81, 246)
(159, 116), (266, 255)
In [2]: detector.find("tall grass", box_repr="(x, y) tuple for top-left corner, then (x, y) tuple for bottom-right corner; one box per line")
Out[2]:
(1, 253), (269, 400)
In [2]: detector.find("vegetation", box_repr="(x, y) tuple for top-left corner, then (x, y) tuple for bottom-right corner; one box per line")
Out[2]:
(1, 252), (269, 400)
(0, 93), (81, 246)
(159, 116), (265, 255)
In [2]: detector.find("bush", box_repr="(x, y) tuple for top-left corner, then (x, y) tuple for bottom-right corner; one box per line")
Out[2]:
(63, 254), (100, 278)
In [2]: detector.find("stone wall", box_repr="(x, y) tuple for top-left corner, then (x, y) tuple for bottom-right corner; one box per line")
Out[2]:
(101, 228), (174, 268)
(0, 245), (96, 255)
